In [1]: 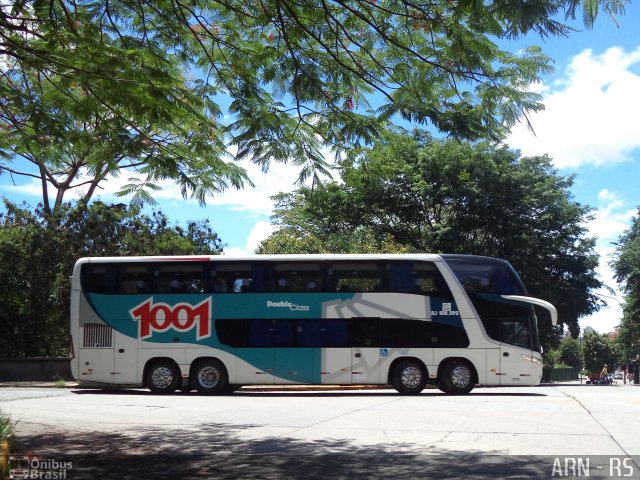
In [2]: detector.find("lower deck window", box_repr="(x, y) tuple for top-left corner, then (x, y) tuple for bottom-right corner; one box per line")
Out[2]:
(215, 317), (468, 349)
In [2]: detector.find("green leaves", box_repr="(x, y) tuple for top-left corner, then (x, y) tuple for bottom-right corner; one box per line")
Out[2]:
(611, 211), (640, 358)
(1, 0), (629, 209)
(0, 200), (224, 357)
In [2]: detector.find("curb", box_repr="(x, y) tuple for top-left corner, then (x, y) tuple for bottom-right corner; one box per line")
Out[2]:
(0, 381), (390, 391)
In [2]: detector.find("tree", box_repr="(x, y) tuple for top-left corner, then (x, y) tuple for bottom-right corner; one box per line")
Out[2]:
(559, 337), (584, 370)
(258, 189), (410, 254)
(582, 329), (618, 375)
(1, 0), (629, 204)
(1, 41), (250, 214)
(0, 200), (223, 357)
(612, 209), (640, 361)
(259, 132), (603, 337)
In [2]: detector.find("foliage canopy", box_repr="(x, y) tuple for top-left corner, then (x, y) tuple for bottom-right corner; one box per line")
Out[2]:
(0, 200), (223, 357)
(0, 0), (629, 210)
(612, 210), (640, 361)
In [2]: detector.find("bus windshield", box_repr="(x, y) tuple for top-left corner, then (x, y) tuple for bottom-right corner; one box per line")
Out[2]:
(443, 255), (541, 352)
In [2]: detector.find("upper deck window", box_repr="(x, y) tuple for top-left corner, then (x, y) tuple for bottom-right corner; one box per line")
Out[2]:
(328, 262), (387, 293)
(269, 262), (323, 292)
(443, 257), (526, 296)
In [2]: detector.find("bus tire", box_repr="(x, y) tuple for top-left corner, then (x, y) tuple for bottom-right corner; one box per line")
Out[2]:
(192, 359), (228, 395)
(146, 360), (180, 394)
(392, 359), (427, 395)
(439, 359), (474, 395)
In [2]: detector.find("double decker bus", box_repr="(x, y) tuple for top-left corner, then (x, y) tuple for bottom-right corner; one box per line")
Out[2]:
(69, 254), (557, 395)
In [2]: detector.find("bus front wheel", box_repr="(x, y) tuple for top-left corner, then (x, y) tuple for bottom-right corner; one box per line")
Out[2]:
(438, 360), (475, 395)
(146, 360), (181, 394)
(392, 359), (427, 395)
(192, 359), (228, 395)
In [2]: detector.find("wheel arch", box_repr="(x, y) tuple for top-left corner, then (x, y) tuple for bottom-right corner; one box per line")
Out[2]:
(143, 357), (181, 388)
(386, 356), (429, 386)
(437, 356), (479, 385)
(189, 356), (230, 394)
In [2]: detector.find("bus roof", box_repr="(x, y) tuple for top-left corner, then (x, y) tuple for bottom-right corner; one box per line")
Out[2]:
(74, 253), (451, 264)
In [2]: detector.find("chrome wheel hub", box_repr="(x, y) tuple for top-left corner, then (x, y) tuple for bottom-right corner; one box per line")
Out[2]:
(401, 366), (422, 388)
(198, 366), (219, 388)
(451, 365), (471, 389)
(152, 367), (174, 389)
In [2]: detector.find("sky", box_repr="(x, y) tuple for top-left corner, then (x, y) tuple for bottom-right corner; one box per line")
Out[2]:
(2, 4), (640, 334)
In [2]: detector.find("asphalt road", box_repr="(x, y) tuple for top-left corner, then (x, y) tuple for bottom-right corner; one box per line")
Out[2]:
(1, 382), (639, 479)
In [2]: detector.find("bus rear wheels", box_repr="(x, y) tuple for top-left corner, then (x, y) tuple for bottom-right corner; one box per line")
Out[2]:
(392, 359), (427, 395)
(438, 359), (475, 395)
(192, 359), (228, 394)
(147, 360), (181, 394)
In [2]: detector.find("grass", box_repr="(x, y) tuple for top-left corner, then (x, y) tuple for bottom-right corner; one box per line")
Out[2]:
(0, 410), (16, 442)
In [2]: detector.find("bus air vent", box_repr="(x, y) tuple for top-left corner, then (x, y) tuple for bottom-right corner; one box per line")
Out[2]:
(83, 323), (113, 348)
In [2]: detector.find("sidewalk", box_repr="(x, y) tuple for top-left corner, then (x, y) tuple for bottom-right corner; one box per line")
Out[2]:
(0, 381), (78, 388)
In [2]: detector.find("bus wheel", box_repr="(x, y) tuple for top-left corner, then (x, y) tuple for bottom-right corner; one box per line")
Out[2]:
(192, 359), (228, 395)
(440, 360), (474, 395)
(147, 360), (180, 394)
(392, 359), (427, 395)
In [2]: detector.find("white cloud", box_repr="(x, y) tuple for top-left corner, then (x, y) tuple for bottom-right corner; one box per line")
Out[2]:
(587, 189), (636, 242)
(205, 159), (311, 215)
(222, 220), (274, 256)
(580, 189), (635, 333)
(508, 46), (640, 168)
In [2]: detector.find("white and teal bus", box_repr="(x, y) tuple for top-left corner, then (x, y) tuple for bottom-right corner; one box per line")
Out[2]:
(69, 254), (557, 395)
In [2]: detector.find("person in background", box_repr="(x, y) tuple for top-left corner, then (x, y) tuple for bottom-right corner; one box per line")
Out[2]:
(600, 364), (608, 379)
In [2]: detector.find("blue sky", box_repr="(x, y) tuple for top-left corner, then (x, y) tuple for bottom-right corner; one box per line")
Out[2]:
(2, 4), (640, 334)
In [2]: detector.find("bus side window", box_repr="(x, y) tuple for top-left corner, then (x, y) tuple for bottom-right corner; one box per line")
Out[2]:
(268, 262), (322, 293)
(211, 273), (231, 293)
(213, 262), (263, 293)
(414, 270), (451, 298)
(154, 263), (206, 294)
(389, 261), (452, 298)
(351, 317), (380, 347)
(81, 264), (117, 294)
(330, 262), (387, 293)
(118, 265), (151, 294)
(297, 319), (349, 347)
(501, 320), (531, 349)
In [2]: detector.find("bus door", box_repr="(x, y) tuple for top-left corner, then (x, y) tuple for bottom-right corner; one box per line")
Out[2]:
(275, 348), (315, 384)
(295, 318), (351, 384)
(499, 319), (533, 385)
(321, 348), (352, 384)
(351, 317), (381, 384)
(243, 318), (316, 384)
